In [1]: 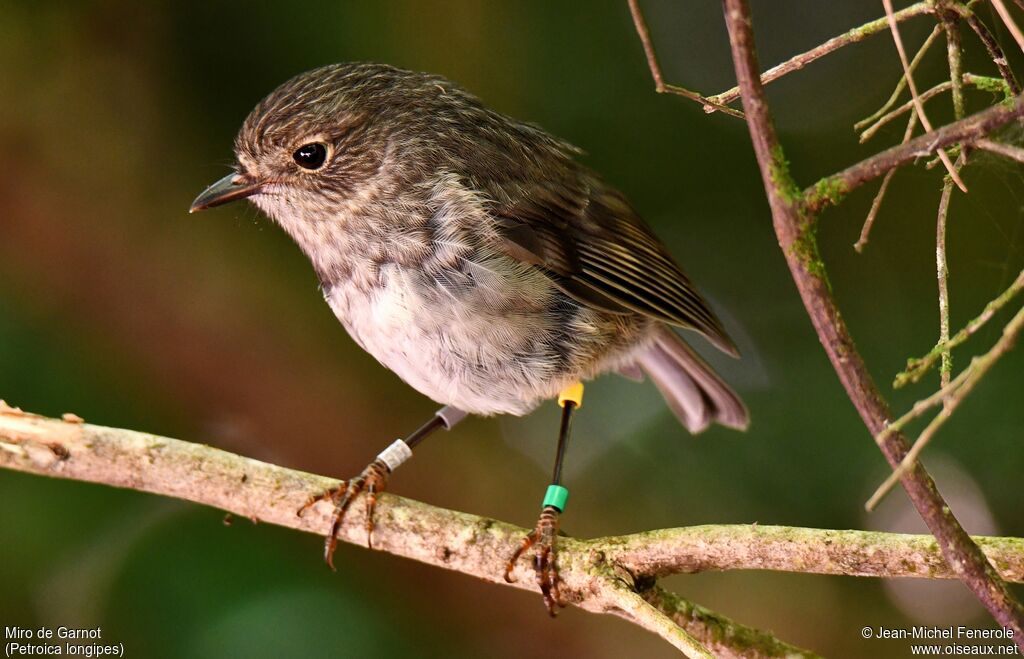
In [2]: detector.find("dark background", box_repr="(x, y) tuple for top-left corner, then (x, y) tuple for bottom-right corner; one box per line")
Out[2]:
(1, 1), (1022, 657)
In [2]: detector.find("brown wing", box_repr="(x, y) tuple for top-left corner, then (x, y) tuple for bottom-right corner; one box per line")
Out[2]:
(484, 174), (739, 356)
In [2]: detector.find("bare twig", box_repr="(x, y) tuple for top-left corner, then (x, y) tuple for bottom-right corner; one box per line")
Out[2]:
(944, 10), (967, 122)
(856, 25), (943, 132)
(4, 404), (1024, 658)
(977, 137), (1024, 162)
(992, 0), (1024, 55)
(859, 80), (952, 143)
(708, 2), (935, 109)
(938, 18), (968, 395)
(855, 112), (918, 252)
(626, 0), (745, 118)
(935, 154), (965, 394)
(867, 304), (1024, 509)
(859, 75), (1009, 143)
(720, 0), (1024, 645)
(883, 0), (968, 191)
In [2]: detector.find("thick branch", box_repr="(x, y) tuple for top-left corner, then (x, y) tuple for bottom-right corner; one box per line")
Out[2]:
(720, 0), (1024, 645)
(6, 407), (1024, 654)
(806, 93), (1024, 212)
(610, 525), (1024, 582)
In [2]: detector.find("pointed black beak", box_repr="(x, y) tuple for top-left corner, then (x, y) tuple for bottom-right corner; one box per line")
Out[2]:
(189, 172), (264, 213)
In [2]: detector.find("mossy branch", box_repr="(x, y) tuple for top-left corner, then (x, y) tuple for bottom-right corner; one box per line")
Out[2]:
(6, 404), (1024, 656)
(717, 0), (1024, 647)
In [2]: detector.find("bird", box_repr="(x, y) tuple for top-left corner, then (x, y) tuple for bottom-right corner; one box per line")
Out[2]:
(190, 61), (748, 616)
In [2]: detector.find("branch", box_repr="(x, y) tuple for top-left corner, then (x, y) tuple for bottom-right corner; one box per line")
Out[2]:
(626, 0), (745, 118)
(977, 137), (1024, 162)
(5, 406), (1024, 655)
(855, 111), (918, 252)
(806, 93), (1024, 212)
(719, 0), (1024, 646)
(707, 2), (934, 109)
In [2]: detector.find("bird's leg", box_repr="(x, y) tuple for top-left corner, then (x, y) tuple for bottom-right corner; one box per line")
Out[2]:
(298, 405), (467, 569)
(504, 382), (582, 617)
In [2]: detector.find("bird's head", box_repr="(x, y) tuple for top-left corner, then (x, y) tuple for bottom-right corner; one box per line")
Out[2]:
(190, 62), (435, 223)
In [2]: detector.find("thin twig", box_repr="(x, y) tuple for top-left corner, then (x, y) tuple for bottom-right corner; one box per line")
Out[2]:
(883, 0), (968, 191)
(938, 16), (967, 396)
(977, 137), (1024, 162)
(859, 75), (1009, 143)
(856, 25), (943, 132)
(721, 0), (1024, 645)
(992, 0), (1024, 55)
(860, 80), (952, 143)
(935, 153), (967, 395)
(867, 304), (1024, 509)
(708, 1), (935, 109)
(626, 0), (745, 118)
(855, 112), (918, 252)
(895, 268), (1024, 386)
(944, 10), (967, 122)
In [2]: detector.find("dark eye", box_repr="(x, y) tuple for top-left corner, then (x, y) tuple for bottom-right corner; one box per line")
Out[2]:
(293, 142), (328, 170)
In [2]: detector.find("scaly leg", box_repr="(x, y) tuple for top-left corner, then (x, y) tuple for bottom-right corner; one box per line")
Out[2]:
(504, 383), (582, 616)
(298, 405), (466, 569)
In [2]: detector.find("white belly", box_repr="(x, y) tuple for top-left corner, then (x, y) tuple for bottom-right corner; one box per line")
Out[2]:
(325, 262), (570, 416)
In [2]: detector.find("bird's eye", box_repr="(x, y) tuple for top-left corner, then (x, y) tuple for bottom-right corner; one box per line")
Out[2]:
(293, 142), (328, 170)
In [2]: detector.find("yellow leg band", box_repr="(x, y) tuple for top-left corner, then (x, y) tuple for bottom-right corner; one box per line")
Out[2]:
(557, 382), (584, 409)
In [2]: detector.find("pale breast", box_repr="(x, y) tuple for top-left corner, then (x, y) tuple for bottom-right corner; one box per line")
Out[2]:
(324, 254), (602, 416)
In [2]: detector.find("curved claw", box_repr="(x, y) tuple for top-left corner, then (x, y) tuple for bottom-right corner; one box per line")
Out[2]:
(504, 530), (538, 583)
(505, 506), (566, 616)
(298, 460), (391, 569)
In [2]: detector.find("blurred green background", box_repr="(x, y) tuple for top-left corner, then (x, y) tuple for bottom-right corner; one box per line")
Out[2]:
(1, 1), (1022, 657)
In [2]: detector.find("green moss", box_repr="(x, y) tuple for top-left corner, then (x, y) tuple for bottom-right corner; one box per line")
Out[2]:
(769, 144), (802, 205)
(808, 176), (848, 208)
(789, 221), (830, 285)
(970, 74), (1009, 96)
(968, 74), (1014, 106)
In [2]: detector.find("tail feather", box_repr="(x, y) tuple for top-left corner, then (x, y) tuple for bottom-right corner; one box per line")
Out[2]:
(634, 327), (749, 433)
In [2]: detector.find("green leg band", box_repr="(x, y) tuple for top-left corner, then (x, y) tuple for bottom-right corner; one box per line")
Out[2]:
(542, 484), (569, 512)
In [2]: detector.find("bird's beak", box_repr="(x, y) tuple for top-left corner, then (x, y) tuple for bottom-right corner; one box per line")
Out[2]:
(189, 172), (264, 213)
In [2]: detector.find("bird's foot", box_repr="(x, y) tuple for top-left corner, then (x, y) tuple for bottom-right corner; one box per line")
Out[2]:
(297, 458), (390, 569)
(504, 505), (565, 616)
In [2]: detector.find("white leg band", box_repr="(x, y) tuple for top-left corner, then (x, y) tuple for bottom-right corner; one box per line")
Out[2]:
(436, 406), (467, 429)
(377, 439), (413, 472)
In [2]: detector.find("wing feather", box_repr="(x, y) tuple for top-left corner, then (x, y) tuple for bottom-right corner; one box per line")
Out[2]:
(487, 175), (738, 356)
